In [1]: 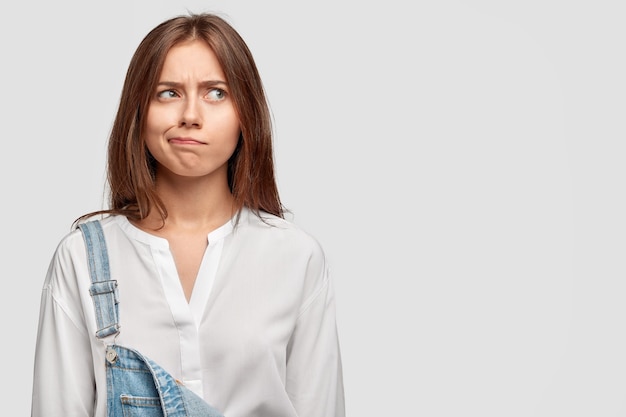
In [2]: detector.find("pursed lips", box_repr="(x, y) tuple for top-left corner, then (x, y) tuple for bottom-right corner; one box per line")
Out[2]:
(168, 137), (206, 145)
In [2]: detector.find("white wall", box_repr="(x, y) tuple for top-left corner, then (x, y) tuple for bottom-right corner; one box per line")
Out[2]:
(2, 0), (625, 415)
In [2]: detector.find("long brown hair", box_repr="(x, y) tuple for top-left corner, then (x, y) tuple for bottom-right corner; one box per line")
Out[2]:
(78, 13), (282, 225)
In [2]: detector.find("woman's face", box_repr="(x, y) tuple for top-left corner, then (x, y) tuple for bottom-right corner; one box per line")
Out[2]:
(144, 39), (241, 182)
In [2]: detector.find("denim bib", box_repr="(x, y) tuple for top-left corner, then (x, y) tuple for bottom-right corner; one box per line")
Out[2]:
(79, 220), (224, 417)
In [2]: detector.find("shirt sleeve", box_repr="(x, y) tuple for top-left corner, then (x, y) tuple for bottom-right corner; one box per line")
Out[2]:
(31, 241), (96, 417)
(285, 264), (346, 417)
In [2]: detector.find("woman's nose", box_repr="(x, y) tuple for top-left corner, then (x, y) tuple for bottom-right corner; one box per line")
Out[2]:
(179, 98), (202, 128)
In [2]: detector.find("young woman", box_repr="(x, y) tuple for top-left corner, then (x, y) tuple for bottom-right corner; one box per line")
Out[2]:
(31, 13), (345, 417)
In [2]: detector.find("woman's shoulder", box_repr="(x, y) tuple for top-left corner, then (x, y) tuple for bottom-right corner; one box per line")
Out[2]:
(237, 209), (329, 293)
(52, 215), (123, 258)
(39, 216), (128, 329)
(240, 208), (325, 253)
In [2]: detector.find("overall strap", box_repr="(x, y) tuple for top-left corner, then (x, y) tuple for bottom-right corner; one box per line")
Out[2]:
(78, 220), (120, 339)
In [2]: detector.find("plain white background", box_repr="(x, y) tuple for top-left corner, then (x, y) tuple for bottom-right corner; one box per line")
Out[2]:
(2, 0), (625, 415)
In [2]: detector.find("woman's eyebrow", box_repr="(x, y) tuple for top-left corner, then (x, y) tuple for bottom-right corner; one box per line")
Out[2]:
(156, 80), (228, 88)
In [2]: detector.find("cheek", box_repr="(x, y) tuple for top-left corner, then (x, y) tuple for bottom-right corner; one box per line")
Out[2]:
(143, 116), (159, 153)
(144, 105), (175, 147)
(145, 105), (165, 134)
(221, 113), (242, 151)
(224, 130), (241, 162)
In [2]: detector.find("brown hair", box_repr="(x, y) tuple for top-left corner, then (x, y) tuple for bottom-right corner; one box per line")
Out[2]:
(78, 13), (282, 225)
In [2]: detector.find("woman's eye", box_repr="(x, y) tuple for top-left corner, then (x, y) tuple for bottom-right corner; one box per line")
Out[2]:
(157, 90), (178, 99)
(207, 88), (226, 101)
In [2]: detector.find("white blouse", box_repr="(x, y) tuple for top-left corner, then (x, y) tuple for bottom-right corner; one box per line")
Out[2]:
(32, 208), (345, 417)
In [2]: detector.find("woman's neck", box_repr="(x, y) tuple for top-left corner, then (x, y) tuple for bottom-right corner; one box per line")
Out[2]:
(138, 171), (236, 234)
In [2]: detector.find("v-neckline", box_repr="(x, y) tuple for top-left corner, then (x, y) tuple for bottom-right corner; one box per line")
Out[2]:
(115, 214), (235, 327)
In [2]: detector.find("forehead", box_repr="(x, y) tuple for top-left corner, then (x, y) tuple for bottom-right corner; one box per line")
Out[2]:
(159, 40), (225, 80)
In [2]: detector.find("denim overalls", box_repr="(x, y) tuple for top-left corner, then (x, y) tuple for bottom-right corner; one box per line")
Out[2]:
(79, 220), (224, 417)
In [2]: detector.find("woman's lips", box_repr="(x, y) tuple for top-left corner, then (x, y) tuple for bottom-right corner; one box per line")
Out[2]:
(168, 137), (205, 145)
